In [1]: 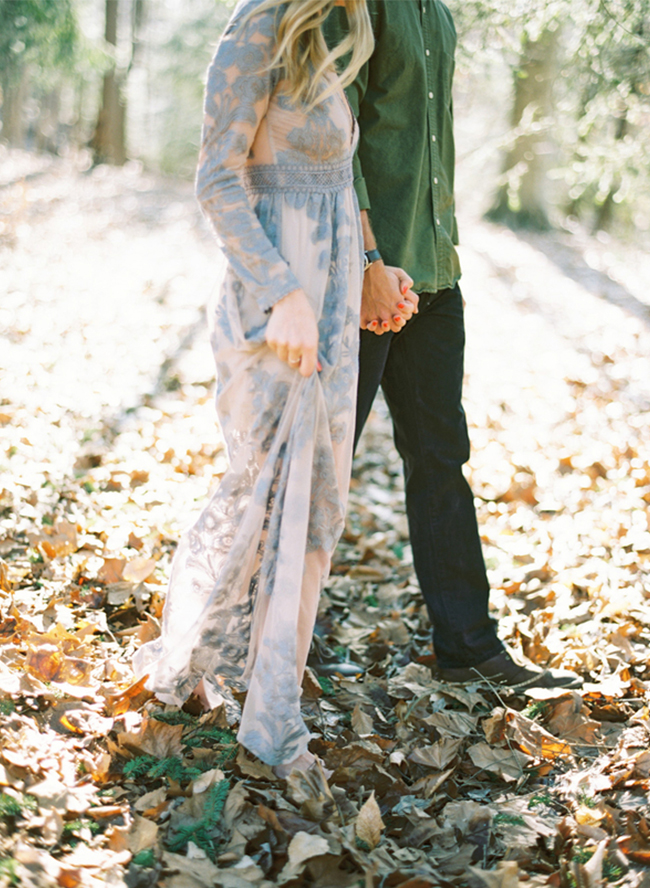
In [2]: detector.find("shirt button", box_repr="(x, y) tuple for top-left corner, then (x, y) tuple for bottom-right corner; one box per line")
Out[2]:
(436, 218), (441, 225)
(431, 135), (436, 142)
(434, 177), (438, 184)
(428, 91), (434, 99)
(426, 49), (430, 56)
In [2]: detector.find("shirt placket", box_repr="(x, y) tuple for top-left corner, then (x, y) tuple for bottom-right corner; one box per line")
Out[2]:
(422, 0), (443, 292)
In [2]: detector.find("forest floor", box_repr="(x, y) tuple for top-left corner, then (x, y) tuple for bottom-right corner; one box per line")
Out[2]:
(1, 148), (650, 888)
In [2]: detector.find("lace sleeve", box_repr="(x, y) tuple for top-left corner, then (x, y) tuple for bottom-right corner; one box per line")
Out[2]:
(196, 0), (302, 312)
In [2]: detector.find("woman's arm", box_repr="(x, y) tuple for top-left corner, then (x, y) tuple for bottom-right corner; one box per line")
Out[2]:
(196, 0), (303, 313)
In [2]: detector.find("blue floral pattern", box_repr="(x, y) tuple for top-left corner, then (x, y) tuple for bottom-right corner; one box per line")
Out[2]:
(132, 0), (363, 766)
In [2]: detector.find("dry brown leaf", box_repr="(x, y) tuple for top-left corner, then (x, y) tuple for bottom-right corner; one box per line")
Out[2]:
(235, 747), (275, 781)
(37, 520), (78, 559)
(103, 674), (154, 716)
(470, 861), (521, 888)
(25, 646), (93, 686)
(351, 703), (374, 736)
(546, 693), (601, 744)
(97, 558), (126, 584)
(127, 814), (159, 854)
(409, 737), (463, 769)
(355, 790), (385, 849)
(116, 716), (184, 759)
(301, 665), (322, 700)
(135, 612), (161, 646)
(123, 556), (156, 584)
(0, 559), (13, 593)
(467, 742), (531, 782)
(287, 831), (330, 868)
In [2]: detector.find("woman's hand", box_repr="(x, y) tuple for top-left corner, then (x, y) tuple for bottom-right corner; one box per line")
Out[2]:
(266, 288), (319, 377)
(362, 262), (418, 334)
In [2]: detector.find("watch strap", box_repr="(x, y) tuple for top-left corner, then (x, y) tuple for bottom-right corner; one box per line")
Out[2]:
(363, 248), (382, 270)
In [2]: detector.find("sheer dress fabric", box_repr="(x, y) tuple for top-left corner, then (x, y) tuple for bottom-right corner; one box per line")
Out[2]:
(132, 0), (363, 766)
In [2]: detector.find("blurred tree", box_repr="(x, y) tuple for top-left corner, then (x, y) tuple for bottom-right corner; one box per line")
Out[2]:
(91, 0), (145, 165)
(452, 0), (650, 233)
(486, 28), (558, 230)
(0, 0), (78, 146)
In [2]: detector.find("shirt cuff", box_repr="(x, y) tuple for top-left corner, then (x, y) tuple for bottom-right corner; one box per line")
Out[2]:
(353, 175), (371, 212)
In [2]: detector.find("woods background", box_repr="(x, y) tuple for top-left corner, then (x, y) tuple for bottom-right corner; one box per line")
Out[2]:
(2, 2), (650, 888)
(1, 0), (649, 236)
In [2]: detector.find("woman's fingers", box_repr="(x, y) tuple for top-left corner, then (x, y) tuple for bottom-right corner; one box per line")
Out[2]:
(299, 347), (317, 378)
(287, 347), (302, 369)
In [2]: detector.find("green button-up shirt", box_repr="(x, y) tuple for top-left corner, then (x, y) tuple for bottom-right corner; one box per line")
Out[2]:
(325, 0), (461, 294)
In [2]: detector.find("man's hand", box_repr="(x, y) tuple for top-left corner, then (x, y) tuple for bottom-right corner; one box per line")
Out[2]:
(265, 289), (319, 377)
(362, 261), (418, 334)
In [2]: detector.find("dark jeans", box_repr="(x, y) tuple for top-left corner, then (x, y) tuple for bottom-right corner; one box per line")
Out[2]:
(354, 284), (503, 669)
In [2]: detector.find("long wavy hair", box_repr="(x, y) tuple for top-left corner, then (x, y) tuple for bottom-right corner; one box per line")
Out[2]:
(242, 0), (373, 109)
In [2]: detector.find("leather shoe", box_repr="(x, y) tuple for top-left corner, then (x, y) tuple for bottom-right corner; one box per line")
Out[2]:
(438, 650), (583, 691)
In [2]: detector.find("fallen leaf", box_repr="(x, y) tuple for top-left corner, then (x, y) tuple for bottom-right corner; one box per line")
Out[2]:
(355, 790), (384, 849)
(116, 716), (184, 759)
(123, 556), (156, 584)
(409, 737), (463, 769)
(467, 742), (531, 782)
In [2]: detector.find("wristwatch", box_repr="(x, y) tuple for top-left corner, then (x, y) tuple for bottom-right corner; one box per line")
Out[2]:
(363, 248), (382, 272)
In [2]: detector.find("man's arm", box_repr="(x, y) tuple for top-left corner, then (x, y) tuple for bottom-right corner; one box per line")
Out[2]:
(325, 5), (418, 334)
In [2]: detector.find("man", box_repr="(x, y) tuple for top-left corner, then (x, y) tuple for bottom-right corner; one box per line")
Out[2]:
(325, 0), (580, 690)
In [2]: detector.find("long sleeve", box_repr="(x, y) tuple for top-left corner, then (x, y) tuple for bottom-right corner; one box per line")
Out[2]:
(196, 0), (303, 312)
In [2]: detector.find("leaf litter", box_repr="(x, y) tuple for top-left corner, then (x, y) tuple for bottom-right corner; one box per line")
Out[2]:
(1, 154), (650, 886)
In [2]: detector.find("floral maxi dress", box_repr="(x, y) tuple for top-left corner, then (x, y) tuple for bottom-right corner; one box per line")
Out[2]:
(132, 0), (363, 766)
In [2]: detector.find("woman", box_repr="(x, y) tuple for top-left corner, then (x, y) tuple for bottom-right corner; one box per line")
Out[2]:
(132, 0), (397, 777)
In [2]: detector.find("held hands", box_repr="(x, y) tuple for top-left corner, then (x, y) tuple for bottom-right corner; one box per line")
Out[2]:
(265, 288), (320, 378)
(362, 261), (418, 335)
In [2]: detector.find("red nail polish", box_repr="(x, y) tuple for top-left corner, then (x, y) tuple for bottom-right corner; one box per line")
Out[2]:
(398, 302), (406, 310)
(382, 321), (389, 329)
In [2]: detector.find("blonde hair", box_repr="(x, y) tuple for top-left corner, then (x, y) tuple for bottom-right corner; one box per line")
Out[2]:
(242, 0), (373, 109)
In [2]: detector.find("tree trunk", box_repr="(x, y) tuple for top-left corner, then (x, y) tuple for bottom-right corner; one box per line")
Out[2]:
(1, 67), (30, 147)
(91, 0), (127, 165)
(486, 29), (558, 231)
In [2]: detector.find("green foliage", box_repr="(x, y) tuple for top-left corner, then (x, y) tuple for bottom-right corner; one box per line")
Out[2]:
(152, 709), (198, 727)
(183, 726), (238, 749)
(123, 754), (214, 783)
(166, 778), (230, 861)
(0, 859), (18, 886)
(572, 846), (625, 882)
(62, 818), (102, 836)
(522, 700), (548, 720)
(577, 790), (597, 808)
(318, 675), (336, 696)
(132, 849), (157, 868)
(493, 812), (526, 827)
(0, 792), (37, 819)
(0, 0), (78, 84)
(449, 0), (650, 233)
(0, 700), (15, 715)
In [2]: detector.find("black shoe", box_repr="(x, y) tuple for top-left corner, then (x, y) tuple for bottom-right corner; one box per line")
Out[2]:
(438, 650), (583, 691)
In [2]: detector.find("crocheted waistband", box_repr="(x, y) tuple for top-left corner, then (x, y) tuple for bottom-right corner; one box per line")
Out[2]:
(242, 162), (353, 194)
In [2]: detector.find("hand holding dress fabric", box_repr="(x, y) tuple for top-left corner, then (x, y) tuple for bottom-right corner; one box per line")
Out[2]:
(265, 288), (319, 377)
